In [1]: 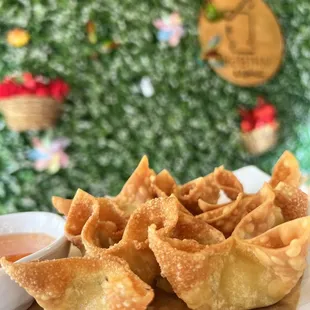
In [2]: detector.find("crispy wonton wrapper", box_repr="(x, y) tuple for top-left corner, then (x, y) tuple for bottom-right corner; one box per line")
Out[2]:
(213, 166), (243, 200)
(82, 200), (160, 285)
(65, 189), (126, 250)
(197, 184), (275, 237)
(257, 280), (302, 310)
(1, 256), (154, 310)
(53, 156), (157, 218)
(113, 155), (157, 217)
(175, 174), (220, 215)
(82, 196), (224, 285)
(197, 154), (306, 238)
(197, 193), (244, 237)
(152, 169), (177, 198)
(270, 151), (301, 188)
(52, 196), (72, 216)
(153, 169), (220, 215)
(26, 151), (308, 310)
(149, 185), (310, 310)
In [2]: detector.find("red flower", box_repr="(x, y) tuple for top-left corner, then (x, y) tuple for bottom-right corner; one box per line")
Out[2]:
(253, 104), (276, 124)
(49, 79), (69, 101)
(0, 81), (19, 98)
(0, 85), (8, 98)
(239, 97), (277, 132)
(241, 120), (254, 133)
(0, 74), (69, 101)
(23, 72), (36, 89)
(35, 82), (50, 97)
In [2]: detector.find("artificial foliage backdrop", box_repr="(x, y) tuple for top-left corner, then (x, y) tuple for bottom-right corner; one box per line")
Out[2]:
(0, 0), (310, 213)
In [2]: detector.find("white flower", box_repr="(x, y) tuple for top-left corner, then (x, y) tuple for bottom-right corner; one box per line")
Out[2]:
(140, 76), (154, 98)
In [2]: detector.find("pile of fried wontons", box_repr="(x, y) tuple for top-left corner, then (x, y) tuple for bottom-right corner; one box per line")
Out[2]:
(1, 151), (310, 310)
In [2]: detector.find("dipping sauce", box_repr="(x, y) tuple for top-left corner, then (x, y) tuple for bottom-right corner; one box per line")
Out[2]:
(0, 233), (55, 264)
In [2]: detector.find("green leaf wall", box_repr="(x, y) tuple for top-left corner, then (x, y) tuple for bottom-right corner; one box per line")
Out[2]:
(0, 0), (309, 213)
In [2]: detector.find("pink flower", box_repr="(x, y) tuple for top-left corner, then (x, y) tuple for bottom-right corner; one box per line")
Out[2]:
(49, 79), (70, 102)
(28, 137), (70, 174)
(153, 12), (185, 47)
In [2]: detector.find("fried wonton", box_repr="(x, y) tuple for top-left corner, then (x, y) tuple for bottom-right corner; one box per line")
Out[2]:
(270, 151), (301, 188)
(82, 196), (224, 285)
(197, 193), (244, 236)
(12, 150), (308, 310)
(52, 196), (72, 216)
(197, 182), (278, 237)
(175, 174), (220, 214)
(152, 168), (220, 214)
(1, 256), (154, 310)
(274, 182), (308, 220)
(65, 189), (126, 250)
(214, 166), (243, 200)
(257, 280), (302, 310)
(148, 185), (310, 310)
(82, 201), (159, 285)
(113, 156), (157, 217)
(152, 169), (177, 198)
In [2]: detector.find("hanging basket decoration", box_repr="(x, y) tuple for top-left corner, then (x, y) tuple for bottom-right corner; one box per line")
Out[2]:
(0, 73), (69, 132)
(239, 97), (279, 155)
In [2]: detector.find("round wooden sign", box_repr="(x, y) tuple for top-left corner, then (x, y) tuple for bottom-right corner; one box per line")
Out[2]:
(198, 0), (284, 87)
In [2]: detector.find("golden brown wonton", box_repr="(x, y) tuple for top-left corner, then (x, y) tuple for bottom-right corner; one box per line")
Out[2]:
(113, 155), (157, 217)
(2, 151), (309, 310)
(152, 169), (177, 198)
(82, 195), (224, 285)
(270, 151), (301, 188)
(65, 189), (126, 251)
(213, 165), (243, 200)
(175, 174), (220, 214)
(196, 182), (276, 237)
(148, 184), (310, 310)
(1, 256), (154, 310)
(52, 196), (72, 216)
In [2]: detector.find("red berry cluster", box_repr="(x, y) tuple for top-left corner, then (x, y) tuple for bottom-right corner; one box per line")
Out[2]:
(239, 97), (277, 133)
(0, 73), (69, 102)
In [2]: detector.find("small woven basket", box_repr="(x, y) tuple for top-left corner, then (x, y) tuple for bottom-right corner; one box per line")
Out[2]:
(242, 123), (279, 155)
(0, 95), (62, 131)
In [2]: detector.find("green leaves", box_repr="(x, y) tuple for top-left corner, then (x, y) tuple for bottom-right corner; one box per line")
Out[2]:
(0, 0), (309, 214)
(205, 3), (224, 22)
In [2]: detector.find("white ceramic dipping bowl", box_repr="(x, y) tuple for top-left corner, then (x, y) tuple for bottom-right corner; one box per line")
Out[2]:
(0, 212), (70, 310)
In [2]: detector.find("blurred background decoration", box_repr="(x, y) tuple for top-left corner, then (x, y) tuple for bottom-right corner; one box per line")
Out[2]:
(153, 12), (185, 47)
(239, 97), (279, 155)
(0, 0), (309, 214)
(28, 135), (70, 174)
(0, 73), (69, 131)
